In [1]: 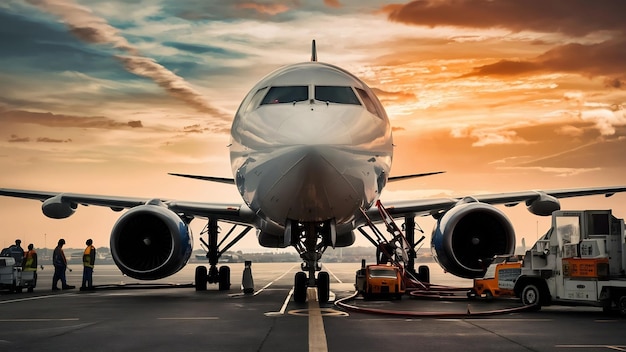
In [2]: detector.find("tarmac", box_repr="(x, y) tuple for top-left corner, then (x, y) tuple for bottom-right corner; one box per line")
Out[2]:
(1, 262), (625, 352)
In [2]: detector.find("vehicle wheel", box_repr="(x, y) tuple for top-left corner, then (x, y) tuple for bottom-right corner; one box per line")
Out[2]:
(317, 271), (330, 303)
(618, 296), (626, 316)
(484, 290), (494, 302)
(218, 266), (231, 291)
(521, 284), (541, 310)
(294, 272), (307, 303)
(195, 266), (207, 291)
(467, 289), (477, 299)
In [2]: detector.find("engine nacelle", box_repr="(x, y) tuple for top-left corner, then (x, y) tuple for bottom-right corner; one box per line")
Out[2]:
(42, 194), (76, 219)
(431, 202), (515, 279)
(526, 192), (560, 216)
(110, 205), (193, 280)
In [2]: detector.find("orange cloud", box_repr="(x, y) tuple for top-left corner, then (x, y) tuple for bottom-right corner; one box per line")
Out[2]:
(236, 2), (291, 15)
(324, 0), (342, 8)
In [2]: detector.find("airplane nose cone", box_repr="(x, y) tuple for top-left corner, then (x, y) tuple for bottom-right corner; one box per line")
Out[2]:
(250, 146), (365, 223)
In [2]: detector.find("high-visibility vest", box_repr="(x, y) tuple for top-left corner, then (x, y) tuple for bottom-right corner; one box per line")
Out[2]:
(23, 250), (37, 271)
(83, 246), (95, 268)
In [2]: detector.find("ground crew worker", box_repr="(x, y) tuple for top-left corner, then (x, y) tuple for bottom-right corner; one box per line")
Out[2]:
(81, 239), (96, 291)
(23, 243), (38, 292)
(8, 239), (24, 267)
(52, 239), (74, 290)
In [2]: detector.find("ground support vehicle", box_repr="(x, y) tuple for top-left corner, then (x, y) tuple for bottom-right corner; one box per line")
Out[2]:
(514, 210), (626, 314)
(0, 257), (36, 293)
(469, 255), (522, 300)
(355, 261), (405, 299)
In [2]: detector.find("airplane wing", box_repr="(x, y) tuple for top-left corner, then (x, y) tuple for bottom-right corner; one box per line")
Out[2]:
(366, 186), (626, 220)
(167, 171), (445, 185)
(4, 185), (625, 222)
(0, 188), (253, 223)
(167, 173), (235, 185)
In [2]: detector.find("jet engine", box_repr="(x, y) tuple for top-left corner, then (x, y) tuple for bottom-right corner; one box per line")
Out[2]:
(431, 202), (515, 279)
(110, 204), (193, 280)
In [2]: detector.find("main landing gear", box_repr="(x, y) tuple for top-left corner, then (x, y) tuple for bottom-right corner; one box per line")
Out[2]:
(195, 217), (253, 291)
(291, 221), (332, 303)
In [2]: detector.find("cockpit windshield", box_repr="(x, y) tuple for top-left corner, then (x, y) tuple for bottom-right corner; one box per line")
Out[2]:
(315, 86), (360, 105)
(260, 86), (308, 105)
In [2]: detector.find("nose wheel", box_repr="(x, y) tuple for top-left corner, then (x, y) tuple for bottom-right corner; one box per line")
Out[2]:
(293, 271), (330, 303)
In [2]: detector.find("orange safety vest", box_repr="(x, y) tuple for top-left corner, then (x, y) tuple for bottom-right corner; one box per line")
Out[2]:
(83, 246), (95, 268)
(23, 250), (37, 271)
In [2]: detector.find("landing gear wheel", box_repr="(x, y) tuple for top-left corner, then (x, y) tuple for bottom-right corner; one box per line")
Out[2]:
(218, 266), (231, 291)
(294, 272), (307, 303)
(521, 284), (541, 310)
(195, 266), (207, 291)
(317, 271), (330, 303)
(418, 265), (430, 283)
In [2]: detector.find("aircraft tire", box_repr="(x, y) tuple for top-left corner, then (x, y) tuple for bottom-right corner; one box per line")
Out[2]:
(218, 266), (231, 291)
(195, 266), (207, 291)
(317, 271), (330, 303)
(294, 272), (307, 303)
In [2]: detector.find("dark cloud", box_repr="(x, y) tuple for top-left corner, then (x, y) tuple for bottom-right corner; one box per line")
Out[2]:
(36, 137), (72, 143)
(0, 109), (142, 130)
(463, 38), (626, 80)
(162, 42), (246, 58)
(383, 0), (626, 37)
(183, 124), (204, 133)
(381, 0), (626, 82)
(8, 134), (29, 143)
(604, 78), (625, 89)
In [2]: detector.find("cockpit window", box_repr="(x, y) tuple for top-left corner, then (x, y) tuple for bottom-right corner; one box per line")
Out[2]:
(315, 86), (361, 105)
(242, 87), (268, 113)
(260, 86), (308, 105)
(355, 87), (382, 118)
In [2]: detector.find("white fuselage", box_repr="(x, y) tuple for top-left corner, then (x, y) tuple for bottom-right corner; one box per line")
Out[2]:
(230, 62), (393, 227)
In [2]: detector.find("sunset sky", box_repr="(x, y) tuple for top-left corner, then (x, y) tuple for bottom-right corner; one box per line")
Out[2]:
(1, 0), (625, 253)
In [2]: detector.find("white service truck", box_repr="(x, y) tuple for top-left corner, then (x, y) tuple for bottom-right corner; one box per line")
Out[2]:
(514, 210), (626, 314)
(0, 257), (36, 293)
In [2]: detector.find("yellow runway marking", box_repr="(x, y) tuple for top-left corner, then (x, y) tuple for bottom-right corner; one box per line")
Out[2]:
(307, 288), (328, 352)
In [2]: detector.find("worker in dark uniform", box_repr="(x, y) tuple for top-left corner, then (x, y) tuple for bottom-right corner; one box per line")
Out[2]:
(81, 239), (96, 291)
(23, 243), (38, 292)
(52, 239), (74, 290)
(8, 239), (24, 267)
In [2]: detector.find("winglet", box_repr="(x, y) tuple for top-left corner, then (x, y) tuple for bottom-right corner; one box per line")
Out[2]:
(311, 40), (317, 62)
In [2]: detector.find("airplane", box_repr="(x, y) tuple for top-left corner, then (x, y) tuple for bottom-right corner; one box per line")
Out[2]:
(1, 41), (625, 303)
